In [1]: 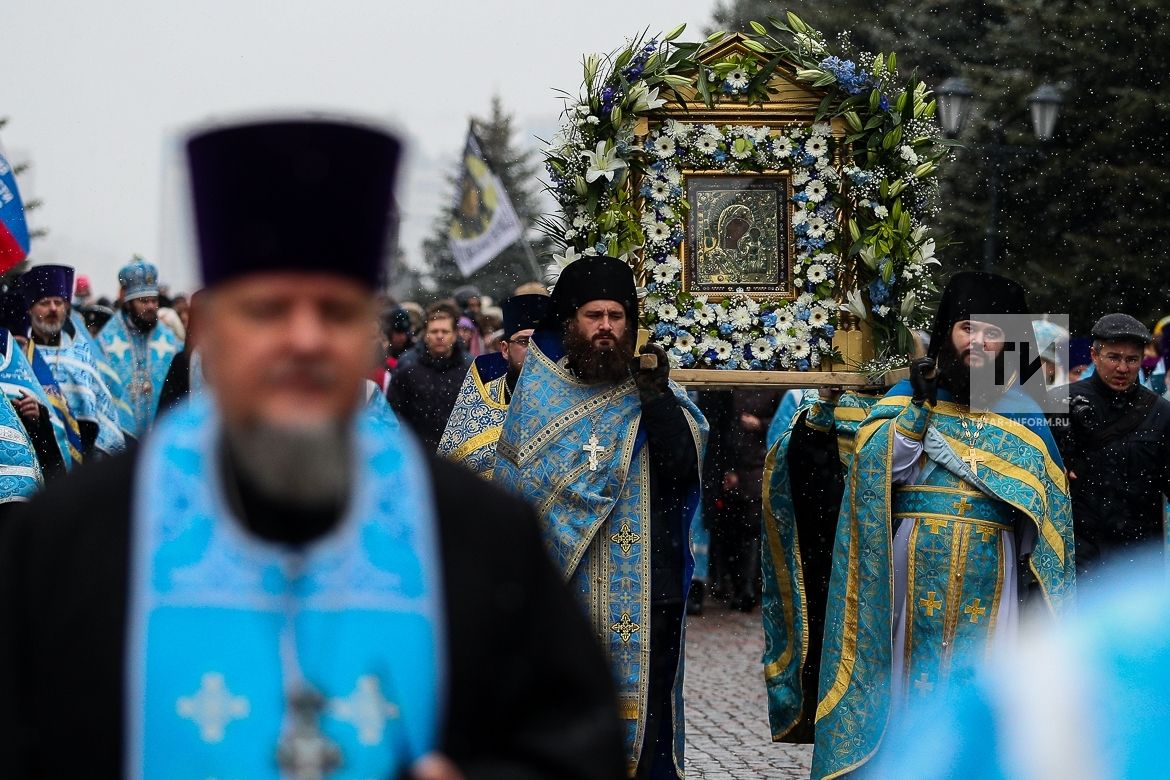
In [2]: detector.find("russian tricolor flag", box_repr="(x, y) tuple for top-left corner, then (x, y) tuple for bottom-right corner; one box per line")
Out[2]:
(0, 141), (30, 274)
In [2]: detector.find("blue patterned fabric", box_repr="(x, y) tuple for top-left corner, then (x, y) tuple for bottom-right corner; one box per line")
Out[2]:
(126, 396), (443, 779)
(0, 329), (82, 469)
(760, 391), (879, 741)
(35, 331), (126, 455)
(97, 312), (182, 437)
(0, 371), (41, 502)
(437, 352), (509, 479)
(493, 333), (706, 775)
(811, 381), (1075, 779)
(70, 310), (136, 435)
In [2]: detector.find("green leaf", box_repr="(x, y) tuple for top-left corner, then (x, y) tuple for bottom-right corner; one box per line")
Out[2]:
(747, 52), (786, 95)
(664, 23), (687, 42)
(749, 20), (768, 36)
(766, 15), (791, 32)
(695, 64), (713, 107)
(864, 115), (884, 130)
(844, 111), (863, 133)
(812, 74), (837, 88)
(614, 48), (633, 71)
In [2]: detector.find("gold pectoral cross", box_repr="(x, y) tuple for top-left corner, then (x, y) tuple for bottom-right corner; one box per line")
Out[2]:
(582, 433), (609, 472)
(962, 448), (985, 473)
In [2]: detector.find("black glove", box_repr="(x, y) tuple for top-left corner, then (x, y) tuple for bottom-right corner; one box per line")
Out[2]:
(631, 344), (670, 402)
(909, 357), (939, 406)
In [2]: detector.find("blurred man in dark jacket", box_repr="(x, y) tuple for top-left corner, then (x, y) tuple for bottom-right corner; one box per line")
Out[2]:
(389, 302), (473, 451)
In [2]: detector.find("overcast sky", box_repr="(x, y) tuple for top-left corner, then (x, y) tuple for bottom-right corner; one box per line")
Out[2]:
(1, 0), (717, 296)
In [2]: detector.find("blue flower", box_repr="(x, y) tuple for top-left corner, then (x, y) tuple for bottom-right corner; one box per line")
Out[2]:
(792, 192), (809, 203)
(713, 150), (728, 163)
(797, 308), (811, 322)
(879, 95), (890, 112)
(798, 358), (810, 370)
(595, 242), (607, 255)
(822, 325), (836, 338)
(718, 322), (734, 336)
(868, 277), (891, 305)
(761, 312), (777, 328)
(654, 323), (673, 338)
(749, 359), (763, 370)
(680, 352), (695, 368)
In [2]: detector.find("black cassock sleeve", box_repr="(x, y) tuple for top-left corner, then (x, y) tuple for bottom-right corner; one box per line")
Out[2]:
(429, 456), (626, 780)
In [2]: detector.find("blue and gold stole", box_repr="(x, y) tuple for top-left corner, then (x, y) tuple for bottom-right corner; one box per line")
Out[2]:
(761, 390), (879, 741)
(493, 333), (706, 775)
(96, 311), (182, 437)
(437, 352), (509, 479)
(0, 328), (83, 470)
(127, 397), (444, 779)
(34, 330), (126, 454)
(812, 380), (1075, 779)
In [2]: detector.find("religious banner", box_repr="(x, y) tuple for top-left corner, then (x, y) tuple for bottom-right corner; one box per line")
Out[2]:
(447, 126), (524, 277)
(0, 139), (30, 274)
(542, 14), (950, 383)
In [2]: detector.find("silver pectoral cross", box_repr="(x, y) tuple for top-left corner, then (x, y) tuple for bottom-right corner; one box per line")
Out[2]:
(277, 687), (342, 780)
(582, 433), (609, 472)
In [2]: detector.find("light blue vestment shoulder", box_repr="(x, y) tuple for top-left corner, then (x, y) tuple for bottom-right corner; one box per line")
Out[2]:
(96, 312), (182, 437)
(35, 331), (126, 454)
(126, 397), (443, 778)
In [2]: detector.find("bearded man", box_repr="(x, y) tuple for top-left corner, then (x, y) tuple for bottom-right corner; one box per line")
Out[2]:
(438, 293), (549, 478)
(97, 257), (183, 435)
(811, 271), (1076, 778)
(17, 264), (125, 456)
(493, 256), (707, 779)
(0, 118), (624, 780)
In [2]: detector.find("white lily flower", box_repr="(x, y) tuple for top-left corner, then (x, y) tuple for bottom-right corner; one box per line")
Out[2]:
(901, 291), (918, 318)
(842, 289), (869, 321)
(580, 141), (627, 184)
(546, 246), (582, 284)
(629, 84), (667, 113)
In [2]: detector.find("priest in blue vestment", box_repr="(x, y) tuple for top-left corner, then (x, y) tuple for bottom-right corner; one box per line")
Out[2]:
(96, 257), (183, 436)
(16, 264), (125, 456)
(438, 293), (549, 478)
(812, 271), (1076, 778)
(0, 118), (624, 780)
(493, 256), (707, 779)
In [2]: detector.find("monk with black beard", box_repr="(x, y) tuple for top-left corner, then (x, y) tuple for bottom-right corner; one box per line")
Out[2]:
(493, 256), (708, 779)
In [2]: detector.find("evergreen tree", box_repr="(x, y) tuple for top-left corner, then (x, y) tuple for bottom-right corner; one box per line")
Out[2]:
(421, 96), (548, 303)
(710, 1), (1170, 331)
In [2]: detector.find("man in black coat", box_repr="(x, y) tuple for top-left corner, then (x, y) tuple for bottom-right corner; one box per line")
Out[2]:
(389, 302), (473, 451)
(0, 119), (624, 780)
(1059, 313), (1170, 586)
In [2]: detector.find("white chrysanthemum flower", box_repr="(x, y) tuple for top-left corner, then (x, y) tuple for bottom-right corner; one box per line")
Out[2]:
(751, 338), (774, 360)
(792, 170), (811, 187)
(703, 123), (720, 136)
(650, 181), (671, 201)
(808, 217), (828, 238)
(775, 310), (795, 329)
(796, 292), (817, 308)
(663, 254), (682, 270)
(806, 180), (828, 203)
(665, 169), (682, 185)
(813, 252), (837, 268)
(576, 104), (591, 116)
(806, 136), (829, 157)
(713, 340), (734, 360)
(874, 205), (889, 218)
(812, 122), (832, 136)
(646, 222), (672, 244)
(675, 331), (696, 351)
(899, 145), (919, 165)
(654, 136), (677, 158)
(792, 209), (809, 227)
(695, 306), (716, 326)
(663, 119), (687, 139)
(586, 115), (601, 125)
(806, 264), (828, 284)
(726, 68), (750, 90)
(657, 303), (678, 321)
(658, 205), (677, 221)
(564, 229), (578, 240)
(790, 341), (811, 360)
(653, 263), (678, 283)
(696, 135), (721, 154)
(809, 306), (830, 327)
(772, 137), (793, 157)
(572, 214), (589, 228)
(753, 126), (770, 143)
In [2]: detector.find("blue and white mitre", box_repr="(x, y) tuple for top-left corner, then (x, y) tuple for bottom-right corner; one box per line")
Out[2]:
(119, 257), (160, 302)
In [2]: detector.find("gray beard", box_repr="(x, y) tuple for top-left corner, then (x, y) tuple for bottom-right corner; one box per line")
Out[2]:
(31, 320), (63, 341)
(223, 420), (353, 510)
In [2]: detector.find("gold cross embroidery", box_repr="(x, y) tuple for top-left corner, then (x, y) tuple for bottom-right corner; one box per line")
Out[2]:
(964, 598), (988, 624)
(610, 521), (641, 555)
(919, 591), (943, 617)
(979, 528), (998, 543)
(951, 496), (974, 517)
(913, 673), (934, 692)
(611, 613), (640, 643)
(923, 517), (949, 534)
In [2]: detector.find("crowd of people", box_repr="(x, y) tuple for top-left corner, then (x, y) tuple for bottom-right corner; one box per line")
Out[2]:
(1, 116), (1169, 780)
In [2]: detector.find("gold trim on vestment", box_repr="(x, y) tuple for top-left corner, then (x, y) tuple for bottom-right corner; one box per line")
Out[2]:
(940, 523), (971, 673)
(449, 428), (502, 463)
(902, 519), (921, 698)
(473, 367), (509, 411)
(833, 405), (869, 422)
(933, 399), (1068, 492)
(986, 537), (1005, 660)
(940, 432), (1066, 566)
(816, 412), (893, 722)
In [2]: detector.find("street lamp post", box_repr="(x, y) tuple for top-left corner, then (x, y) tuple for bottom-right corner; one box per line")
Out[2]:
(936, 78), (1065, 271)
